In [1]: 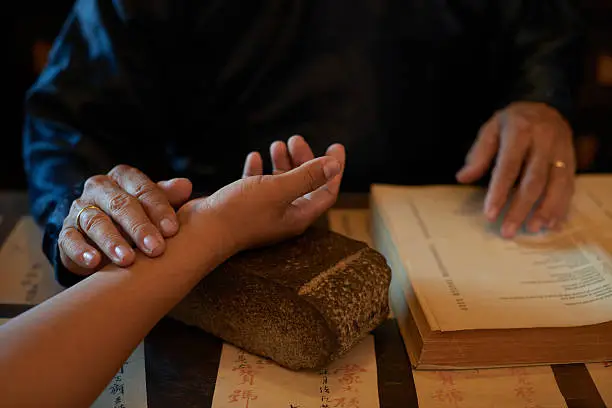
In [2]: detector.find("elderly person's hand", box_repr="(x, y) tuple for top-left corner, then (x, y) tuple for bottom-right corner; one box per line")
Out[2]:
(456, 102), (576, 237)
(59, 165), (192, 276)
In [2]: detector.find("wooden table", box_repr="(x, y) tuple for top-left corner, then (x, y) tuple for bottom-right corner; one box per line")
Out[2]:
(0, 192), (606, 408)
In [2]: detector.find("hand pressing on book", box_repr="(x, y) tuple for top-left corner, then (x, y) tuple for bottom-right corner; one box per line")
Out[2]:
(178, 141), (344, 258)
(456, 102), (576, 238)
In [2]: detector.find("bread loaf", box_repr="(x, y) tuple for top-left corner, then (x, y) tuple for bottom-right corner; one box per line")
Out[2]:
(169, 227), (392, 370)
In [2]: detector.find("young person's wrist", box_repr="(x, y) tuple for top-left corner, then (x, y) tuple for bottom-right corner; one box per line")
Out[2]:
(174, 202), (240, 275)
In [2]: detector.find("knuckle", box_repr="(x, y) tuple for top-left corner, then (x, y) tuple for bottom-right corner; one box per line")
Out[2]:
(70, 199), (84, 214)
(84, 175), (108, 191)
(82, 212), (108, 233)
(304, 167), (319, 192)
(108, 193), (133, 213)
(126, 221), (150, 238)
(496, 155), (522, 172)
(58, 228), (75, 249)
(108, 164), (132, 178)
(132, 182), (159, 201)
(512, 115), (533, 133)
(522, 181), (544, 199)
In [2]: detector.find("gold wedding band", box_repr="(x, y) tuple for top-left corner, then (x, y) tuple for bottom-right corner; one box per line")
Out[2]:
(75, 205), (102, 235)
(552, 160), (567, 169)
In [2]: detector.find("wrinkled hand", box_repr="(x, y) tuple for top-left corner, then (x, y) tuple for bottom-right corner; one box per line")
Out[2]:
(457, 102), (576, 238)
(60, 165), (192, 275)
(179, 138), (345, 255)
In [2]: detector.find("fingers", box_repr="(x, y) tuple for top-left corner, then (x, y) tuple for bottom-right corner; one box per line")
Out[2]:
(276, 157), (341, 227)
(242, 152), (263, 178)
(70, 201), (136, 265)
(58, 226), (103, 275)
(288, 135), (315, 167)
(157, 178), (193, 207)
(270, 141), (292, 174)
(109, 165), (178, 238)
(456, 116), (500, 183)
(84, 173), (164, 257)
(325, 143), (346, 195)
(500, 151), (549, 237)
(530, 156), (575, 231)
(277, 157), (341, 200)
(484, 120), (530, 221)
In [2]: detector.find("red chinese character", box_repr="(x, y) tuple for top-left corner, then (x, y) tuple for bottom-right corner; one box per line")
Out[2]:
(329, 397), (360, 408)
(227, 389), (258, 407)
(436, 372), (455, 386)
(232, 362), (256, 386)
(514, 385), (535, 400)
(333, 364), (367, 391)
(432, 388), (463, 406)
(228, 389), (242, 403)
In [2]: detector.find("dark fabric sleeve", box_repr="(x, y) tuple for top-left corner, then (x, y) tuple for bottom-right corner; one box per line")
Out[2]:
(23, 0), (181, 286)
(498, 0), (585, 122)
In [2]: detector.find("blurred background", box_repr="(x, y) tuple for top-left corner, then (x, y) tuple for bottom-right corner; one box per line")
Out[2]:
(4, 0), (611, 190)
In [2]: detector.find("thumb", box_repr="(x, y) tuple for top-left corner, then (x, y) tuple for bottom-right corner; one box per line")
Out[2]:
(157, 178), (193, 207)
(276, 156), (341, 202)
(456, 115), (501, 184)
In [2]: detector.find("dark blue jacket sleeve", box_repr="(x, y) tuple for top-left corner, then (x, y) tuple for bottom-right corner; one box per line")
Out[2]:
(23, 0), (179, 286)
(498, 0), (584, 121)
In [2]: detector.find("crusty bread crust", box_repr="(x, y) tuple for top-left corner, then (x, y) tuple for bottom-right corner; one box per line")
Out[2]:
(169, 228), (392, 370)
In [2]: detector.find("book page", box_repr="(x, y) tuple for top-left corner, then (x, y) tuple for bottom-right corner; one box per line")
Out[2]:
(0, 319), (147, 408)
(328, 209), (574, 406)
(372, 175), (612, 331)
(586, 362), (612, 406)
(0, 217), (64, 304)
(413, 366), (567, 408)
(211, 335), (379, 408)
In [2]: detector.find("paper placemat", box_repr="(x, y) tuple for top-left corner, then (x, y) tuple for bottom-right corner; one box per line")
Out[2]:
(212, 335), (379, 408)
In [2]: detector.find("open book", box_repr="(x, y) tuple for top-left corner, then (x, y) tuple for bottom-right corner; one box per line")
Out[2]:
(371, 174), (612, 369)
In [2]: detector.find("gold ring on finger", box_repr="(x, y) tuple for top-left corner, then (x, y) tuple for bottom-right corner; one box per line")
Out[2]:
(552, 160), (567, 169)
(75, 205), (102, 235)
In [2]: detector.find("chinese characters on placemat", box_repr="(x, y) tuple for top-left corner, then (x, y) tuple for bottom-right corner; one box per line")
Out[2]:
(0, 216), (63, 303)
(91, 343), (148, 408)
(211, 335), (379, 408)
(586, 362), (612, 406)
(0, 318), (147, 408)
(412, 366), (567, 408)
(0, 217), (148, 408)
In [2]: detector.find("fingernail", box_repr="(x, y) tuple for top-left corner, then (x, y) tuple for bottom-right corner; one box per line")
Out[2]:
(115, 245), (132, 261)
(323, 160), (341, 180)
(83, 250), (96, 265)
(160, 218), (178, 236)
(501, 223), (517, 238)
(143, 235), (161, 253)
(485, 206), (498, 221)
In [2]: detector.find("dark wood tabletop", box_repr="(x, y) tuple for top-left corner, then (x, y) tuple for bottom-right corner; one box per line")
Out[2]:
(0, 191), (607, 408)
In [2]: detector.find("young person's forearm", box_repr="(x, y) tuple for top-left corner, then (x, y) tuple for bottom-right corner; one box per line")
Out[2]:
(0, 219), (229, 408)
